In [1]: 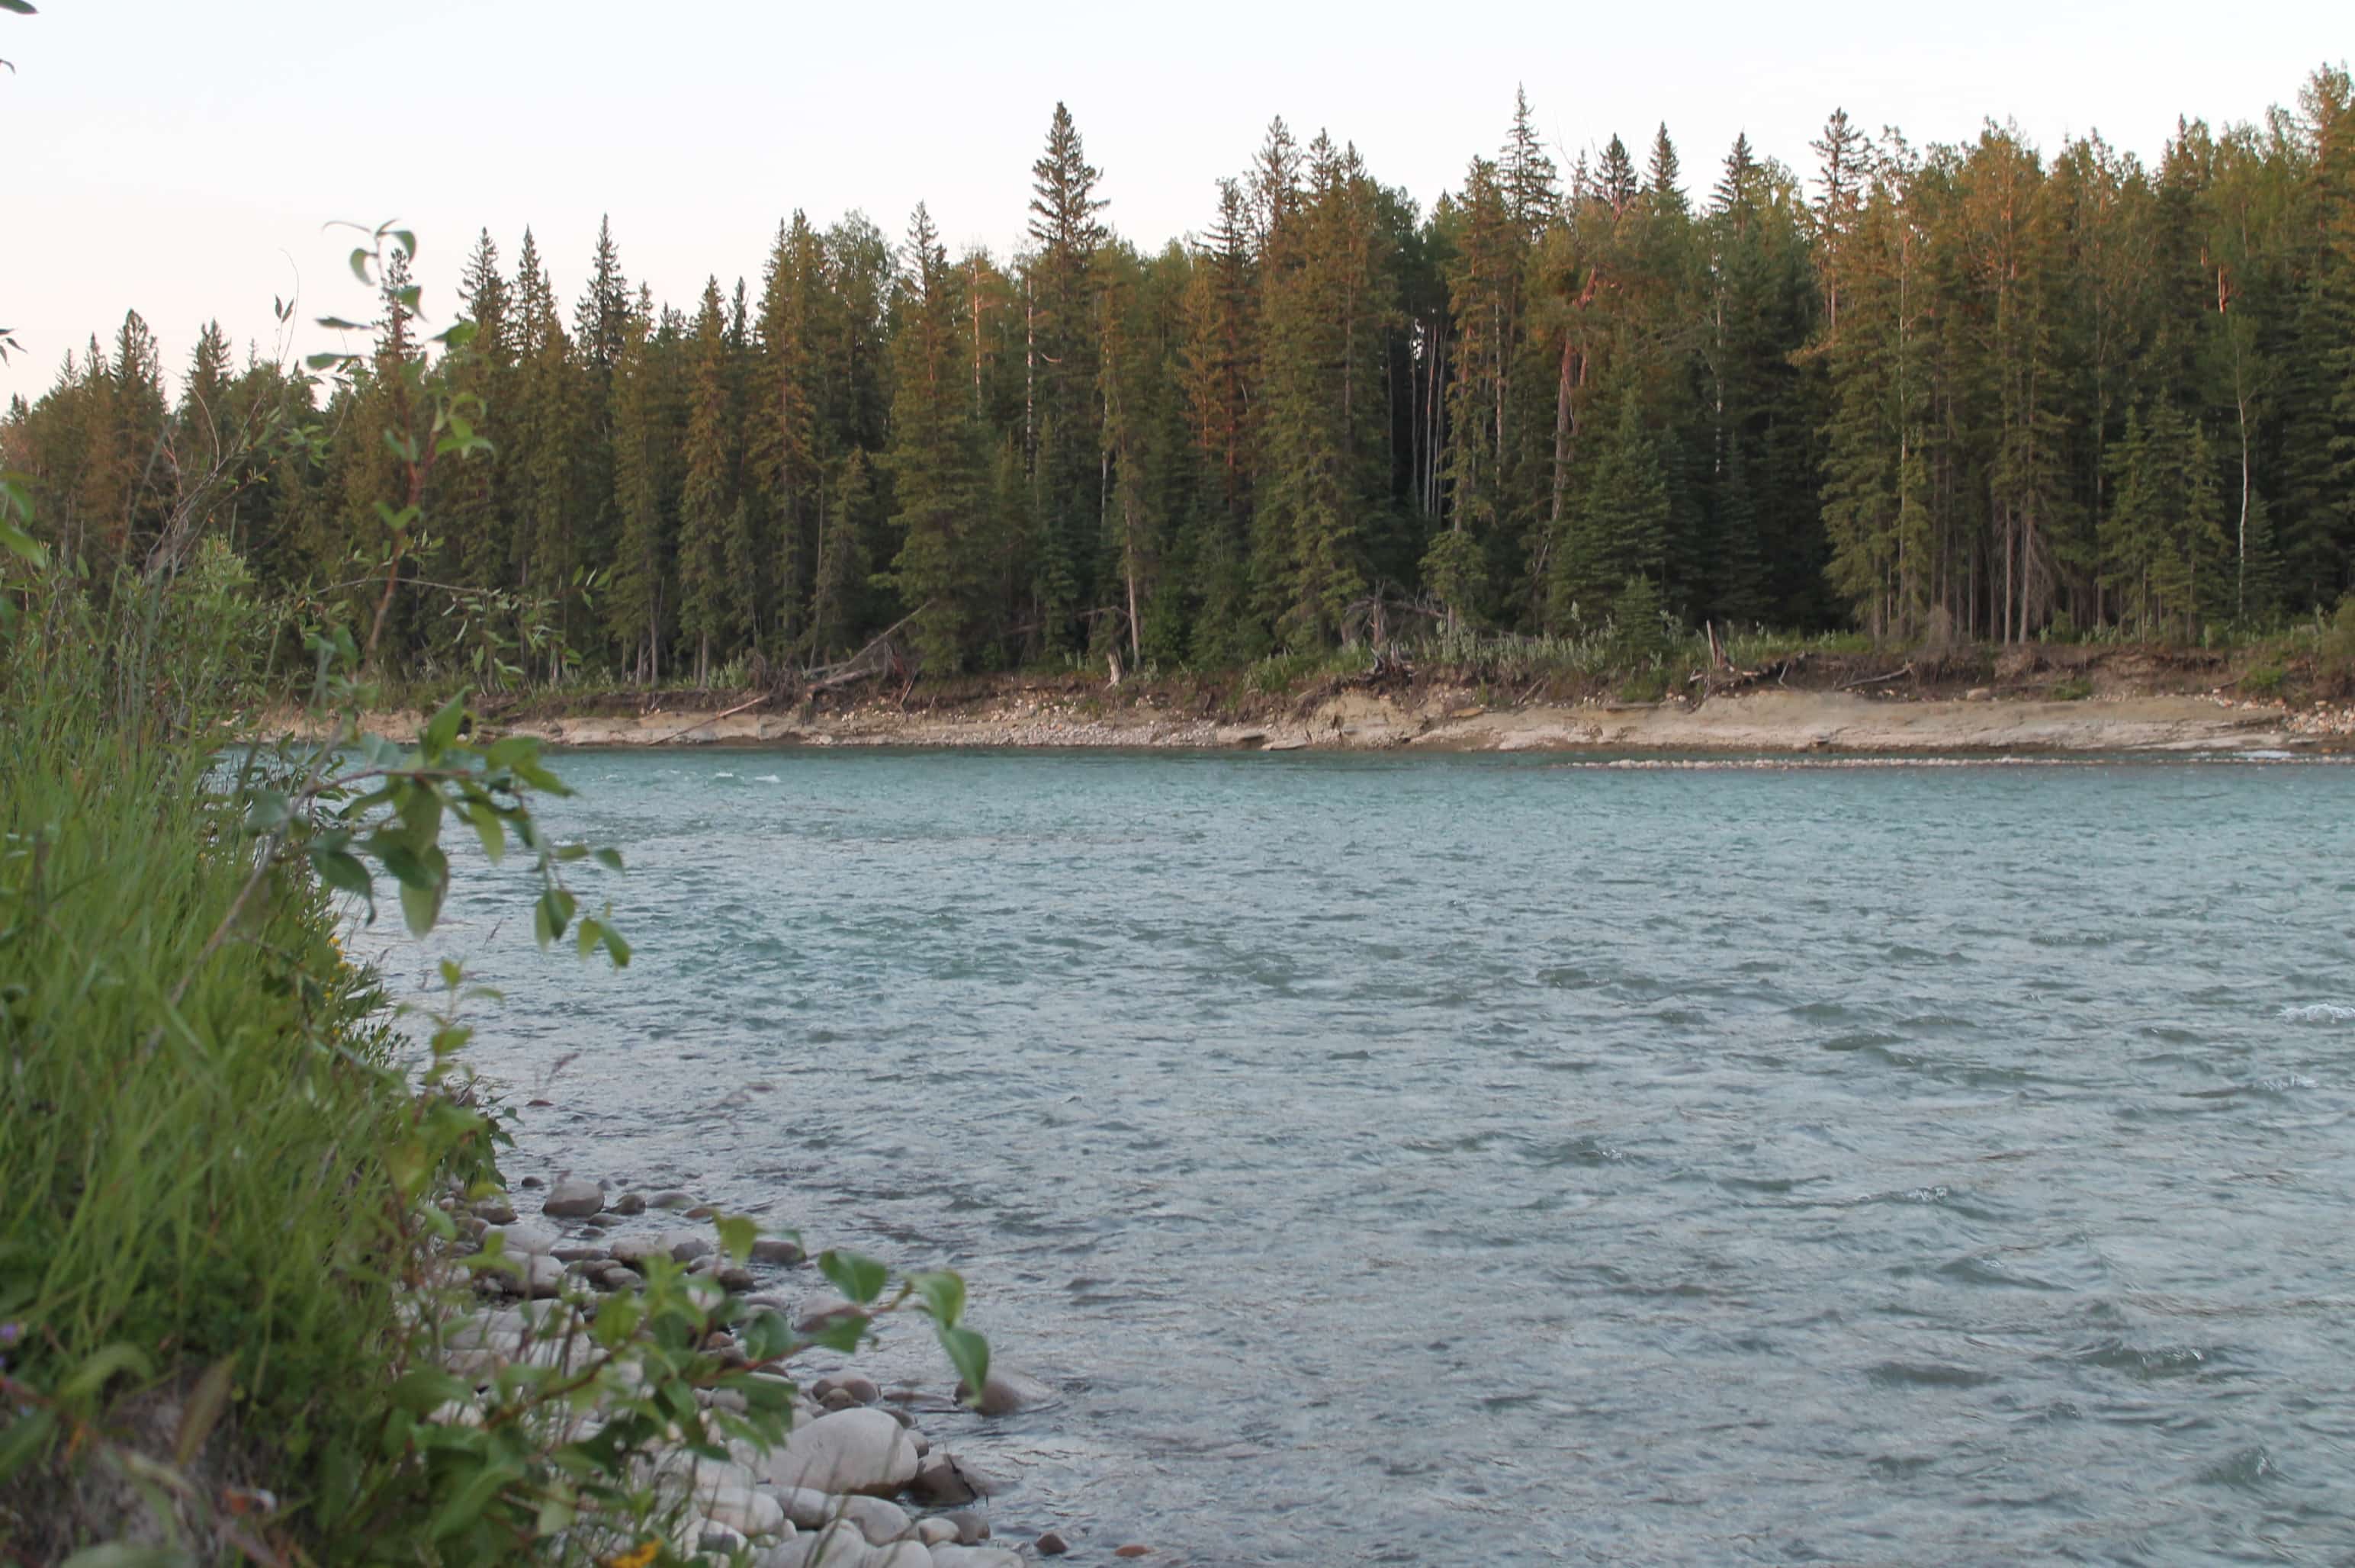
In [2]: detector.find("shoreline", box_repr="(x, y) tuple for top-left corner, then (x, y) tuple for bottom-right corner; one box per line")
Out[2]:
(265, 687), (2341, 757)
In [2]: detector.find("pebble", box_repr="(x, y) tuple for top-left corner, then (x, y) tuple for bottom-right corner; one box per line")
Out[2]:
(926, 1547), (1021, 1568)
(551, 1245), (606, 1263)
(471, 1199), (517, 1225)
(485, 1222), (563, 1259)
(943, 1512), (988, 1544)
(699, 1483), (785, 1537)
(489, 1252), (564, 1300)
(686, 1203), (720, 1219)
(541, 1177), (604, 1219)
(751, 1237), (807, 1265)
(650, 1190), (694, 1210)
(666, 1229), (715, 1263)
(955, 1368), (1055, 1416)
(760, 1522), (928, 1568)
(1114, 1548), (1152, 1560)
(1035, 1531), (1069, 1556)
(915, 1519), (957, 1547)
(814, 1374), (881, 1406)
(608, 1235), (666, 1270)
(797, 1294), (862, 1334)
(612, 1191), (647, 1215)
(910, 1451), (1001, 1505)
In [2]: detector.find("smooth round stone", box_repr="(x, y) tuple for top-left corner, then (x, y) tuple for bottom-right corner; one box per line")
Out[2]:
(612, 1191), (647, 1216)
(541, 1177), (604, 1219)
(954, 1369), (1055, 1416)
(751, 1237), (807, 1265)
(759, 1409), (920, 1497)
(649, 1190), (694, 1210)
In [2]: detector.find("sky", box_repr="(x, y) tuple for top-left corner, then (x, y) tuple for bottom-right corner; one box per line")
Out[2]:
(1, 0), (2344, 406)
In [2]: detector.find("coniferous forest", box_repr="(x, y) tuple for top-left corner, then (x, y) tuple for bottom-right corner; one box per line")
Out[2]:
(9, 74), (2355, 686)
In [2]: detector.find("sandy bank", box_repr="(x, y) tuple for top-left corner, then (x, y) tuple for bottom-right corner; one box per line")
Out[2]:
(265, 687), (2323, 756)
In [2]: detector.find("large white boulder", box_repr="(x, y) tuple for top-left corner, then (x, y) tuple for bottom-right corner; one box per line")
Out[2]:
(759, 1408), (920, 1498)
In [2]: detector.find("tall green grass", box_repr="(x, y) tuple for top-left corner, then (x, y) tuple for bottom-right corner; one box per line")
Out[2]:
(0, 569), (418, 1557)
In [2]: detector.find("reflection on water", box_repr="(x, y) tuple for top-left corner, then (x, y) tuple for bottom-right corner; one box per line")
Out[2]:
(359, 751), (2355, 1564)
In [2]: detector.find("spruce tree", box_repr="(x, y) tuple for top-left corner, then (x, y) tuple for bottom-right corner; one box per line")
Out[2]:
(884, 205), (984, 671)
(677, 278), (737, 683)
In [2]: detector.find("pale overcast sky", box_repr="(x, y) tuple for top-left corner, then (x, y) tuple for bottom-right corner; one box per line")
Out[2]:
(1, 0), (2343, 404)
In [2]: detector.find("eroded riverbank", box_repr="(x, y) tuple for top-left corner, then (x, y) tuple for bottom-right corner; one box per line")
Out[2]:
(269, 686), (2332, 755)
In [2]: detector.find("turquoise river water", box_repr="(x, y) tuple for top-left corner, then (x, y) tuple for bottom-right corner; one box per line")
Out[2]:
(370, 750), (2355, 1565)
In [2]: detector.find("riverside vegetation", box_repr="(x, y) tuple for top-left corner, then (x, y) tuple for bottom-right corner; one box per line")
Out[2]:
(0, 229), (1011, 1567)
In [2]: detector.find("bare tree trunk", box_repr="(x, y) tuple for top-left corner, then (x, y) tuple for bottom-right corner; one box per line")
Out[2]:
(1547, 337), (1576, 535)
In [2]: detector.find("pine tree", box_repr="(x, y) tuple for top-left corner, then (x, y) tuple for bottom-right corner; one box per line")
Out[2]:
(1647, 124), (1685, 211)
(810, 448), (875, 660)
(751, 214), (826, 657)
(1551, 383), (1669, 627)
(445, 230), (513, 596)
(1599, 135), (1639, 213)
(884, 205), (984, 671)
(677, 278), (738, 683)
(1026, 102), (1110, 649)
(606, 287), (674, 683)
(1502, 88), (1560, 239)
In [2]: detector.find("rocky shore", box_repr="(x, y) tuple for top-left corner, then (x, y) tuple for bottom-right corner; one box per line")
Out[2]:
(277, 686), (2337, 757)
(440, 1176), (1120, 1567)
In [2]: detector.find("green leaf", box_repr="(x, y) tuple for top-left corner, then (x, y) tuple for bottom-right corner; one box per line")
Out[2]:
(908, 1270), (965, 1328)
(0, 2), (38, 14)
(59, 1342), (153, 1400)
(399, 875), (444, 937)
(463, 799), (506, 864)
(939, 1325), (990, 1406)
(805, 1313), (869, 1354)
(429, 1458), (524, 1541)
(348, 249), (372, 283)
(0, 1410), (56, 1481)
(0, 518), (44, 567)
(715, 1214), (757, 1263)
(533, 887), (576, 948)
(311, 846), (374, 906)
(172, 1358), (236, 1468)
(387, 1365), (469, 1416)
(817, 1249), (888, 1306)
(737, 1310), (794, 1363)
(591, 847), (624, 872)
(600, 925), (631, 967)
(243, 789), (290, 832)
(422, 693), (466, 757)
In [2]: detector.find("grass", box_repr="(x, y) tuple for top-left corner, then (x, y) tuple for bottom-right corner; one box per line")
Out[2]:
(0, 578), (422, 1559)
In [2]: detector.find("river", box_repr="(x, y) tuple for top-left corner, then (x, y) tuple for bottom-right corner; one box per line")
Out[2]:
(366, 750), (2355, 1565)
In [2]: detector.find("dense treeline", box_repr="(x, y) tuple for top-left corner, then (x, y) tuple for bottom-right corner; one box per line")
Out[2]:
(8, 72), (2355, 683)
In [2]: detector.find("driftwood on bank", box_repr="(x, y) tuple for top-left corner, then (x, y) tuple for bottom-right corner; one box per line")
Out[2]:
(1836, 662), (1915, 691)
(798, 605), (930, 699)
